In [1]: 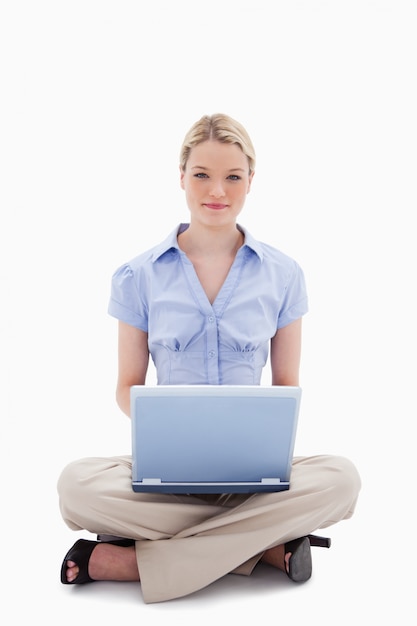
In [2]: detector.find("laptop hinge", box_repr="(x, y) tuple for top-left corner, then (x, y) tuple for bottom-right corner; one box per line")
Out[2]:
(142, 478), (162, 485)
(261, 478), (281, 484)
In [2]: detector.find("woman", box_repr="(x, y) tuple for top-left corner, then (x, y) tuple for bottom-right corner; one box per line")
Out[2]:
(58, 113), (361, 604)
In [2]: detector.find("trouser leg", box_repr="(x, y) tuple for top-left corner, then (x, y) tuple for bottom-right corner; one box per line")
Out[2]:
(57, 454), (361, 603)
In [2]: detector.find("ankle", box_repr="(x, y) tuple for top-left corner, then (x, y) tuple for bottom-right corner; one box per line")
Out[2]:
(262, 544), (286, 571)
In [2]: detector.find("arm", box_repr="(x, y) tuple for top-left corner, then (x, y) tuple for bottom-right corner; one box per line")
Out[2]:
(270, 318), (302, 386)
(116, 321), (150, 417)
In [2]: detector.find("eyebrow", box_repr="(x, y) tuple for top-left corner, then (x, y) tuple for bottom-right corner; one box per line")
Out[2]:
(190, 166), (246, 172)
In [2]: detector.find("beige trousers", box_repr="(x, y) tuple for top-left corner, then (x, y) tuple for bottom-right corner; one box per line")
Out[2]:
(57, 454), (361, 603)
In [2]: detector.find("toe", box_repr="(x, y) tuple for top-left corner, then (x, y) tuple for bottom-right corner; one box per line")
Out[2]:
(65, 562), (80, 582)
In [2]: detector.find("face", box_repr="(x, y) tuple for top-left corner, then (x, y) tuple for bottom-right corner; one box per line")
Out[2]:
(180, 140), (254, 228)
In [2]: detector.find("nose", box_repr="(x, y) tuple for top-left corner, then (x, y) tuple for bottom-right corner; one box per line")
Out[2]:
(209, 179), (226, 198)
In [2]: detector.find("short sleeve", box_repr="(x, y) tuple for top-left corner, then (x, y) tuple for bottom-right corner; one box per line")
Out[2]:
(276, 261), (308, 329)
(107, 264), (148, 331)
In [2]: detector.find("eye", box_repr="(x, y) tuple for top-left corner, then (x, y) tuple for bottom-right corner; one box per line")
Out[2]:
(194, 172), (208, 179)
(227, 174), (242, 181)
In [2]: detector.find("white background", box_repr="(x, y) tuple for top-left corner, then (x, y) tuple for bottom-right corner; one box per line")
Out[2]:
(1, 1), (416, 623)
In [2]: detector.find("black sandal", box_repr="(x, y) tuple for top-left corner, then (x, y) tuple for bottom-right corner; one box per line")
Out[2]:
(285, 534), (331, 582)
(60, 538), (135, 585)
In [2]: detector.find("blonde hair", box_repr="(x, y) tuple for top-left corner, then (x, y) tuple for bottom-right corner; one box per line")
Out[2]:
(180, 113), (256, 174)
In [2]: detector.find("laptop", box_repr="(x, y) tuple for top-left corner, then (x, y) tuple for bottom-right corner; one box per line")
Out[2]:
(130, 384), (301, 494)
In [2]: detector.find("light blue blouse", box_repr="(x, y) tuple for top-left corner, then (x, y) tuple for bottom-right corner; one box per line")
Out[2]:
(108, 224), (308, 385)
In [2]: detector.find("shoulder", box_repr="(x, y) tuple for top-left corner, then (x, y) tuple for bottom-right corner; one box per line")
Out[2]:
(113, 224), (182, 277)
(259, 242), (302, 276)
(241, 226), (303, 275)
(259, 241), (299, 264)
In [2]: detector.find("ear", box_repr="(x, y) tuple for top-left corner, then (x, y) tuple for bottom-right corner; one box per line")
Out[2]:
(247, 170), (255, 194)
(180, 165), (185, 190)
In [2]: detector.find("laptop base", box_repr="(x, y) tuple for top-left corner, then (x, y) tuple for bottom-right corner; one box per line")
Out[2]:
(132, 480), (290, 494)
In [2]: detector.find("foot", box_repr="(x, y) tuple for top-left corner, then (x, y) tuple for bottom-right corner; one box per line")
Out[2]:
(262, 537), (314, 582)
(65, 543), (140, 583)
(261, 544), (291, 574)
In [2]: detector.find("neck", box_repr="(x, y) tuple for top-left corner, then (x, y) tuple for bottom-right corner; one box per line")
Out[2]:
(178, 223), (243, 257)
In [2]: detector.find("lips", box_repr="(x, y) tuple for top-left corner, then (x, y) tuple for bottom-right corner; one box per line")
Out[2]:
(204, 203), (227, 210)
